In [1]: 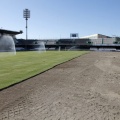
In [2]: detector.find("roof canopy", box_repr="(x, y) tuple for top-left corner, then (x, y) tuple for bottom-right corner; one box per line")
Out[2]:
(80, 34), (111, 39)
(0, 29), (23, 35)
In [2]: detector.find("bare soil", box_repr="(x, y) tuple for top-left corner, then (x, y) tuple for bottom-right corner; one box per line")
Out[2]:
(0, 52), (120, 120)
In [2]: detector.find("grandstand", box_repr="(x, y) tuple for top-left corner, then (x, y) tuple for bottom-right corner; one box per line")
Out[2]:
(14, 33), (120, 51)
(90, 38), (116, 45)
(1, 28), (119, 51)
(81, 34), (116, 45)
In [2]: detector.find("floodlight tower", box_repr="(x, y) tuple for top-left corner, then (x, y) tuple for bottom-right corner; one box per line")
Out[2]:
(23, 9), (30, 40)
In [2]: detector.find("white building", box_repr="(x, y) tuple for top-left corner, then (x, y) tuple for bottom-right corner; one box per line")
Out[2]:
(80, 34), (111, 39)
(80, 34), (116, 45)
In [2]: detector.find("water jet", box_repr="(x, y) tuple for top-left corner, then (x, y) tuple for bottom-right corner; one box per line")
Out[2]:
(0, 29), (22, 56)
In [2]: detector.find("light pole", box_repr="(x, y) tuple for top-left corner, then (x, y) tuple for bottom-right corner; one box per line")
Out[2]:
(23, 9), (30, 40)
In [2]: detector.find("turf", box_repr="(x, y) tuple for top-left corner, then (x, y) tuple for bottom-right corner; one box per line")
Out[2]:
(0, 51), (88, 89)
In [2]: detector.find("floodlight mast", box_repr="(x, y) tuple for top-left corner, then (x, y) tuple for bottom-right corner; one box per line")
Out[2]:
(23, 9), (30, 40)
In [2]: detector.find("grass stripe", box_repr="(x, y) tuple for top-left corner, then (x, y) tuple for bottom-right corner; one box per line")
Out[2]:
(0, 51), (88, 89)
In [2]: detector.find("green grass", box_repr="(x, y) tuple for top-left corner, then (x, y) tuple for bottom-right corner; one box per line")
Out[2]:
(0, 51), (88, 89)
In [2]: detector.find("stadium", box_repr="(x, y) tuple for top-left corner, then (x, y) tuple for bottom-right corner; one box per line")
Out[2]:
(1, 29), (120, 119)
(1, 29), (120, 51)
(15, 33), (120, 51)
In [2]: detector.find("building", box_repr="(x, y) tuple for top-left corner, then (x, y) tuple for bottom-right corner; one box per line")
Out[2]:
(80, 34), (111, 39)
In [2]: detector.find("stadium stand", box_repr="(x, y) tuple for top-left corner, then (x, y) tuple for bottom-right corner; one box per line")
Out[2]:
(90, 38), (116, 45)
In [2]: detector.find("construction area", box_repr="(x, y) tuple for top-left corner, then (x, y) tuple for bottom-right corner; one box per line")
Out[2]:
(0, 51), (120, 120)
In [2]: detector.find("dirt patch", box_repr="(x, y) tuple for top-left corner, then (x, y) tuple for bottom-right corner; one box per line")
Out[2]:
(0, 52), (120, 120)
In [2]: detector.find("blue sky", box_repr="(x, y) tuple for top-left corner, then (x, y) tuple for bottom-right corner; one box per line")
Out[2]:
(0, 0), (120, 39)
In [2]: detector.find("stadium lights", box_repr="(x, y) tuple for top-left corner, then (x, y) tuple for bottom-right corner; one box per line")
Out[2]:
(23, 9), (30, 40)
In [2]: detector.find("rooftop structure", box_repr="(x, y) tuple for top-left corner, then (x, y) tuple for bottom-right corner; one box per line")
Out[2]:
(0, 29), (23, 36)
(80, 34), (111, 39)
